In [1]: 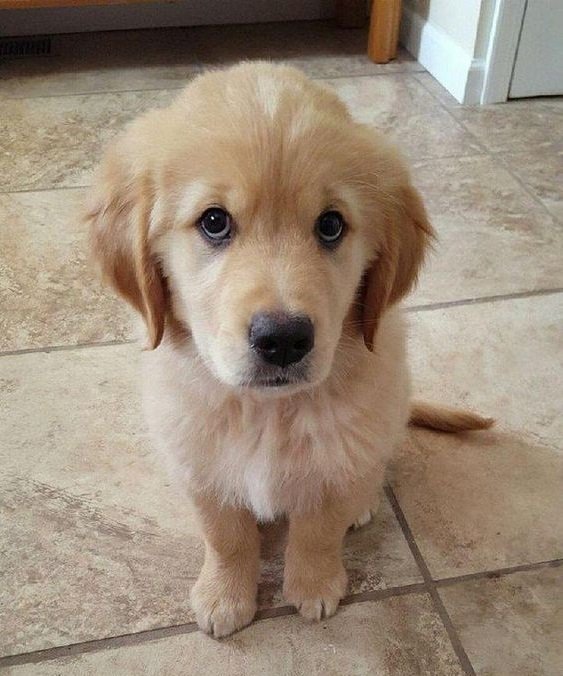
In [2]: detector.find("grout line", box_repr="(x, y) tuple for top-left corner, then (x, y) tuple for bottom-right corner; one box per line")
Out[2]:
(427, 589), (476, 676)
(0, 67), (425, 102)
(0, 338), (136, 358)
(0, 184), (88, 195)
(340, 582), (427, 606)
(431, 90), (563, 227)
(412, 71), (461, 109)
(314, 68), (426, 81)
(409, 152), (486, 162)
(384, 485), (476, 676)
(435, 558), (563, 588)
(0, 622), (200, 668)
(0, 83), (196, 102)
(406, 287), (563, 313)
(496, 154), (563, 226)
(0, 583), (428, 668)
(3, 286), (562, 360)
(450, 132), (562, 225)
(0, 152), (491, 198)
(0, 150), (558, 218)
(1, 552), (561, 668)
(415, 82), (492, 156)
(253, 605), (297, 622)
(257, 582), (428, 621)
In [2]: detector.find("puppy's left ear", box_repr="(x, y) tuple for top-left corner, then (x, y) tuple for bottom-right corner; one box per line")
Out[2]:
(362, 183), (434, 350)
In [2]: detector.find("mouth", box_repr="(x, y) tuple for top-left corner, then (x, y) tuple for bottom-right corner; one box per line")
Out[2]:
(237, 357), (312, 391)
(244, 375), (300, 388)
(241, 365), (311, 389)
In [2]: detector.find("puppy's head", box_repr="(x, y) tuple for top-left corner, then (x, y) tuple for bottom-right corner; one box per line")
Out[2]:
(88, 63), (433, 394)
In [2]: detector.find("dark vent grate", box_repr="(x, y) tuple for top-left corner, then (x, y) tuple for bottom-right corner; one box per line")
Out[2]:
(0, 37), (52, 59)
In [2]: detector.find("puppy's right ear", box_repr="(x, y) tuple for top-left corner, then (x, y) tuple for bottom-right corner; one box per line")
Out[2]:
(86, 146), (166, 349)
(361, 184), (434, 351)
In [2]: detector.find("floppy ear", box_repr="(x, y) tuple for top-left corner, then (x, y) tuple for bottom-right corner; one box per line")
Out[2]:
(86, 150), (166, 349)
(362, 183), (434, 350)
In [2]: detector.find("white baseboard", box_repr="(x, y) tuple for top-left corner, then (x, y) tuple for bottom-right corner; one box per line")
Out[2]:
(1, 0), (335, 37)
(464, 58), (486, 105)
(400, 5), (484, 105)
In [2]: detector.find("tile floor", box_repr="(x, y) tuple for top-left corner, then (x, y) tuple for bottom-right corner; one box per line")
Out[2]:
(1, 20), (562, 676)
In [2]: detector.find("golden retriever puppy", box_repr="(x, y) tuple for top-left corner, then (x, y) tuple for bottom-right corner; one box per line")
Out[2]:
(87, 62), (492, 638)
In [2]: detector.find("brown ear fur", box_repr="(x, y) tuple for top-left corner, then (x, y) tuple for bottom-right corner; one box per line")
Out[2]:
(362, 184), (434, 350)
(87, 152), (166, 349)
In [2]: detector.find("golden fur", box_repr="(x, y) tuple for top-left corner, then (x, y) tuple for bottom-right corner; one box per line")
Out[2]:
(87, 62), (492, 637)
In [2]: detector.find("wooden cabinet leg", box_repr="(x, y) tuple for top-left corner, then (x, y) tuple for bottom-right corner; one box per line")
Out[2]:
(368, 0), (402, 63)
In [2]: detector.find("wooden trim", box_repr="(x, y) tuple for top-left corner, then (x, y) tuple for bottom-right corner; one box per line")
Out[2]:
(0, 0), (158, 9)
(368, 0), (402, 63)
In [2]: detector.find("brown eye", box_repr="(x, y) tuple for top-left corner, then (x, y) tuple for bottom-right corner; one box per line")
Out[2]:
(199, 207), (232, 242)
(316, 210), (345, 246)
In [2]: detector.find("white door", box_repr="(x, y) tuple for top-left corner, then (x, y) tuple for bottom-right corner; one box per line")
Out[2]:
(509, 0), (563, 98)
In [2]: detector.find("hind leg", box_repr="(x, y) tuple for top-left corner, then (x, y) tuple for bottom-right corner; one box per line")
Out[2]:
(350, 488), (383, 530)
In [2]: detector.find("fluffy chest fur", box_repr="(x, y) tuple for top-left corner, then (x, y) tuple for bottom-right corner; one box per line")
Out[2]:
(143, 310), (410, 520)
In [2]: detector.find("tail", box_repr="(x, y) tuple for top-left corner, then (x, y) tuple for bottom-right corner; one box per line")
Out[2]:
(409, 400), (494, 433)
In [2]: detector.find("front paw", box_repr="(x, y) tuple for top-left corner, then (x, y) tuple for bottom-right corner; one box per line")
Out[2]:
(191, 568), (257, 638)
(283, 560), (347, 621)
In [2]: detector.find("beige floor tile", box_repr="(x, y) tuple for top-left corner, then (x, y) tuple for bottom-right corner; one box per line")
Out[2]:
(451, 98), (563, 154)
(0, 89), (175, 192)
(501, 148), (563, 222)
(0, 189), (132, 352)
(407, 155), (563, 306)
(0, 29), (201, 98)
(3, 596), (464, 676)
(0, 345), (201, 656)
(392, 294), (563, 578)
(0, 344), (420, 656)
(327, 75), (483, 160)
(0, 72), (478, 194)
(440, 566), (563, 676)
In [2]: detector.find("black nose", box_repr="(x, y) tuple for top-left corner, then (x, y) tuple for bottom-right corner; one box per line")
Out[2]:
(249, 312), (314, 368)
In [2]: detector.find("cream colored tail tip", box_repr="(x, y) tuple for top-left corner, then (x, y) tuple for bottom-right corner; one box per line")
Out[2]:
(409, 401), (495, 433)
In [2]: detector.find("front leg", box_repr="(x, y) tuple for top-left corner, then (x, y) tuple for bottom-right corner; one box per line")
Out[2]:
(190, 493), (260, 638)
(283, 489), (362, 621)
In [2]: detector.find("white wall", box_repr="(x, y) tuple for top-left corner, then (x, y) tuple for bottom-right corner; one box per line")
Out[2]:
(401, 0), (497, 104)
(405, 0), (483, 54)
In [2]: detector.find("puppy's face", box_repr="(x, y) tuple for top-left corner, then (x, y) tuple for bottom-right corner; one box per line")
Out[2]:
(158, 129), (372, 391)
(89, 64), (433, 394)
